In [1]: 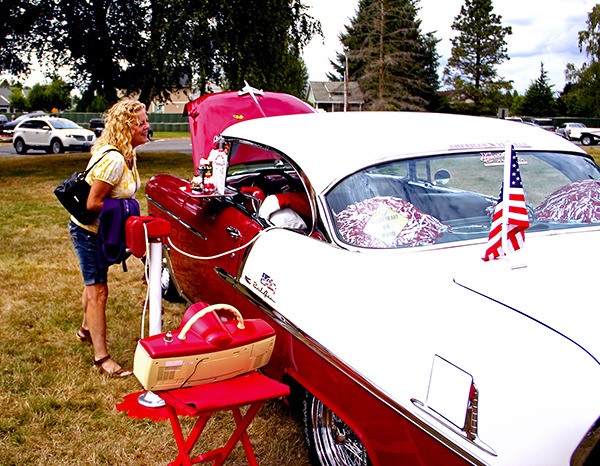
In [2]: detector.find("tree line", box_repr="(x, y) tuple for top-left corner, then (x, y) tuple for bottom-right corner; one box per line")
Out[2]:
(1, 0), (599, 118)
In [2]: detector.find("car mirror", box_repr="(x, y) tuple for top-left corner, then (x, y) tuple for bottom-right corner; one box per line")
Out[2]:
(42, 125), (51, 131)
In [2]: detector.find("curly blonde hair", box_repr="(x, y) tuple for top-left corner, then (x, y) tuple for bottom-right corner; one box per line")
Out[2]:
(94, 99), (146, 166)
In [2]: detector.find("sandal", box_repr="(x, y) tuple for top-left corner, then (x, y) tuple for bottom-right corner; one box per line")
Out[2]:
(94, 355), (133, 379)
(76, 327), (92, 344)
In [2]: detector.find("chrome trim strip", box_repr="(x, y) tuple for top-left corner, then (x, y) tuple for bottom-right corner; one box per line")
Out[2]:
(146, 195), (207, 241)
(411, 399), (497, 456)
(214, 266), (490, 466)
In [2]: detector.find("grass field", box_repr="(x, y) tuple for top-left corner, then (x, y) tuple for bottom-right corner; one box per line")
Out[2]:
(0, 150), (309, 465)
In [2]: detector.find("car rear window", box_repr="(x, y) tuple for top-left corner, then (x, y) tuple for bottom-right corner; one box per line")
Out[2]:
(327, 151), (600, 249)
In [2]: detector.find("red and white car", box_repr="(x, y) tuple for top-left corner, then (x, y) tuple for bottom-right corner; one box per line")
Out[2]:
(145, 89), (600, 466)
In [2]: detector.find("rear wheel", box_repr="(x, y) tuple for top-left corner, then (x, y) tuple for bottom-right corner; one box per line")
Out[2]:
(302, 390), (369, 466)
(161, 263), (183, 302)
(13, 138), (28, 154)
(581, 134), (596, 146)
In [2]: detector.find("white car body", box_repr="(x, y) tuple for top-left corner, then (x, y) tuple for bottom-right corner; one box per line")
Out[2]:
(12, 116), (96, 154)
(226, 112), (600, 465)
(556, 121), (600, 143)
(148, 103), (600, 465)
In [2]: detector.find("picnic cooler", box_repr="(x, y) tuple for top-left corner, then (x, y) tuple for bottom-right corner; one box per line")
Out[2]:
(134, 302), (276, 391)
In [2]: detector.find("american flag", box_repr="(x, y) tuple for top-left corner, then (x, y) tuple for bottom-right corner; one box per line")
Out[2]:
(482, 144), (530, 261)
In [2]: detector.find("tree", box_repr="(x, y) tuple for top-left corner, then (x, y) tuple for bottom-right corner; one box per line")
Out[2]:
(520, 63), (557, 116)
(561, 4), (600, 117)
(443, 0), (512, 115)
(27, 79), (73, 112)
(212, 0), (319, 94)
(331, 0), (439, 111)
(8, 87), (27, 113)
(121, 0), (219, 108)
(0, 1), (319, 110)
(0, 1), (46, 75)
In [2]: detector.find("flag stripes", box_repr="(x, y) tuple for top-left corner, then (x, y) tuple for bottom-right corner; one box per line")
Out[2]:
(482, 145), (530, 261)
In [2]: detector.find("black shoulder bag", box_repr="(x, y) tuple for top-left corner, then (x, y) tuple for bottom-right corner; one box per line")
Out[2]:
(54, 149), (111, 224)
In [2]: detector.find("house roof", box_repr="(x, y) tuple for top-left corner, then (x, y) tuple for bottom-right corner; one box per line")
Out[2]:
(0, 88), (11, 107)
(307, 81), (364, 105)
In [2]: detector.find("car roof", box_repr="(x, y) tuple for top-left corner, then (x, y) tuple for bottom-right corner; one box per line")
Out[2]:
(221, 111), (585, 193)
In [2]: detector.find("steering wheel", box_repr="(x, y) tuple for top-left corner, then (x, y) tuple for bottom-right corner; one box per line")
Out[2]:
(250, 169), (300, 195)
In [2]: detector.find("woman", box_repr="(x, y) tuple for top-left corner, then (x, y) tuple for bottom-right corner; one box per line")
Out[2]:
(69, 99), (149, 378)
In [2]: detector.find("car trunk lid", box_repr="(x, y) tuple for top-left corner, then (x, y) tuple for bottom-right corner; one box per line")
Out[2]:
(454, 228), (600, 364)
(184, 86), (316, 174)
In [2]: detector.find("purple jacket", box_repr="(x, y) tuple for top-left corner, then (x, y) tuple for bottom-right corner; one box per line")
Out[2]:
(96, 197), (140, 269)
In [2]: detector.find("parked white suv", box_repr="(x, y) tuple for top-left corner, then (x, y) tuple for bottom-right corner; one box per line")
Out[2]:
(13, 116), (96, 154)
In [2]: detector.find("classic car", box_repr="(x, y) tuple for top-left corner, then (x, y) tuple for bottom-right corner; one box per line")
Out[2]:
(556, 121), (600, 145)
(145, 89), (600, 466)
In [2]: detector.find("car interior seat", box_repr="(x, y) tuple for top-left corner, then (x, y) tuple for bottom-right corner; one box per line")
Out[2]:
(258, 193), (311, 230)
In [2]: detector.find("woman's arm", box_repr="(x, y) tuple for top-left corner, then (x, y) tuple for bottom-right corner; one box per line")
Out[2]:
(86, 180), (113, 212)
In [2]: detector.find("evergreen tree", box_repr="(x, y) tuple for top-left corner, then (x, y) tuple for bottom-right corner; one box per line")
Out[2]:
(443, 0), (512, 115)
(521, 63), (557, 117)
(561, 4), (600, 117)
(333, 0), (439, 111)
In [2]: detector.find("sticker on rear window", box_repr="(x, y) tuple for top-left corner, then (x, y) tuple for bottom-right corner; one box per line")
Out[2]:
(363, 205), (408, 246)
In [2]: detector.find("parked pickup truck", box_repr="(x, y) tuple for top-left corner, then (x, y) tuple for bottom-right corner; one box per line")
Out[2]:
(556, 122), (600, 145)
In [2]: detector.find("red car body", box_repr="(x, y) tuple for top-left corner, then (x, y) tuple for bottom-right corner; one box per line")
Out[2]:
(148, 90), (462, 465)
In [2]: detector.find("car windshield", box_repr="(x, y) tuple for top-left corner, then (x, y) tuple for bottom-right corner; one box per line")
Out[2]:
(326, 151), (600, 249)
(49, 119), (81, 130)
(226, 141), (295, 177)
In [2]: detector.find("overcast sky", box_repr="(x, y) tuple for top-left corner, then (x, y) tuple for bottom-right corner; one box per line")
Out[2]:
(302, 0), (598, 94)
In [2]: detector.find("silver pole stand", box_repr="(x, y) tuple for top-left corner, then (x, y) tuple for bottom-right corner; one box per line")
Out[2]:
(138, 239), (166, 408)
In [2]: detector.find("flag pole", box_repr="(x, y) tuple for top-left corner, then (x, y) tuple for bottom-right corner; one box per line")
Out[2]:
(501, 142), (512, 256)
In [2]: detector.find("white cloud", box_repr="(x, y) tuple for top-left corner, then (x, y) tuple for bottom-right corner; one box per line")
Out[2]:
(302, 0), (598, 94)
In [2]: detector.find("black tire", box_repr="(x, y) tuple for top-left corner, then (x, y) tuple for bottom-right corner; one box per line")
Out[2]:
(581, 134), (596, 146)
(161, 265), (183, 302)
(302, 389), (370, 466)
(13, 138), (28, 154)
(50, 139), (64, 154)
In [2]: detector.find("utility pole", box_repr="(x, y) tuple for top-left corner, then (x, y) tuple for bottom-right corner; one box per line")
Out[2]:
(344, 48), (349, 112)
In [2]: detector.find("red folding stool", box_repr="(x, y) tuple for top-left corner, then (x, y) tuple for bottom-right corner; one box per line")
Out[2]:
(120, 371), (290, 466)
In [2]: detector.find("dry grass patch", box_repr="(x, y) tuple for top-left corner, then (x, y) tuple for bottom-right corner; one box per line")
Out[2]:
(583, 144), (600, 165)
(0, 152), (309, 466)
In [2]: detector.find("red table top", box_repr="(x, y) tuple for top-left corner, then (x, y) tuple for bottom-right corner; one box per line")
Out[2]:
(117, 372), (290, 420)
(158, 372), (290, 416)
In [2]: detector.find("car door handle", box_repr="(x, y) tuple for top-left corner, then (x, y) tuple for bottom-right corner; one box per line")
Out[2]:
(226, 226), (241, 240)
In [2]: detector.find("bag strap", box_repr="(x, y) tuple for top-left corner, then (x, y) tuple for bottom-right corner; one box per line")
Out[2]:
(81, 147), (116, 177)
